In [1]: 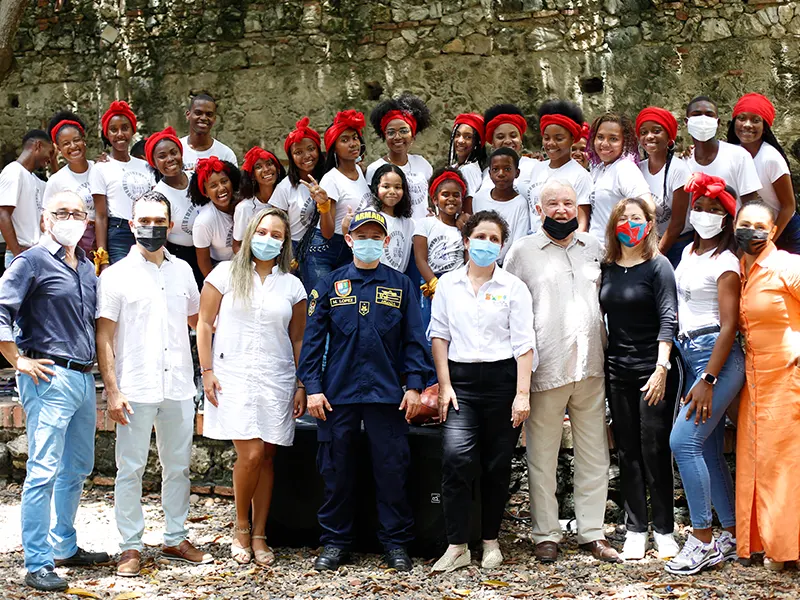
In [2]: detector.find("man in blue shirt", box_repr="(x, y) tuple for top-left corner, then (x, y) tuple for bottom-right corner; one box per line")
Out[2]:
(0, 191), (109, 592)
(297, 209), (431, 572)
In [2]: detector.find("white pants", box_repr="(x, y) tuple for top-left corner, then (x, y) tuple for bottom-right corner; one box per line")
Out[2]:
(114, 400), (194, 551)
(526, 376), (609, 545)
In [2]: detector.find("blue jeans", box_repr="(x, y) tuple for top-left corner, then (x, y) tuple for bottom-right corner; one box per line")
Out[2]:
(300, 230), (352, 294)
(18, 365), (96, 572)
(664, 231), (695, 269)
(670, 333), (745, 529)
(108, 216), (135, 264)
(5, 249), (14, 269)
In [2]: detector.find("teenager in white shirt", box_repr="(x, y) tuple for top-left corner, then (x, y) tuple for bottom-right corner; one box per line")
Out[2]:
(233, 147), (285, 253)
(180, 93), (237, 171)
(448, 113), (487, 208)
(477, 103), (539, 198)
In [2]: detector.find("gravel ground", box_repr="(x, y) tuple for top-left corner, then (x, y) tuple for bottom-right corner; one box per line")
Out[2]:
(1, 483), (798, 599)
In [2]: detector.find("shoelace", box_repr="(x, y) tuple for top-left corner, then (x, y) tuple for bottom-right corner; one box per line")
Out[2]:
(673, 540), (704, 564)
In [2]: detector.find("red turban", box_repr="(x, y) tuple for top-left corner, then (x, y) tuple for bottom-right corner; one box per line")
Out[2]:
(101, 101), (137, 137)
(284, 117), (321, 157)
(635, 107), (679, 142)
(733, 93), (775, 128)
(50, 119), (85, 144)
(380, 110), (417, 136)
(324, 110), (366, 153)
(429, 171), (467, 200)
(685, 172), (737, 216)
(196, 156), (229, 196)
(242, 146), (280, 174)
(485, 113), (527, 144)
(143, 126), (182, 168)
(539, 115), (582, 142)
(454, 113), (485, 141)
(580, 122), (590, 141)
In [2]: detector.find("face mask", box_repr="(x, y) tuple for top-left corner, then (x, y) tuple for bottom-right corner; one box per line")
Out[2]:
(735, 227), (770, 255)
(50, 219), (86, 248)
(686, 115), (719, 142)
(251, 236), (283, 261)
(615, 221), (650, 247)
(689, 211), (725, 239)
(468, 238), (501, 267)
(135, 226), (168, 253)
(352, 238), (384, 263)
(542, 216), (579, 241)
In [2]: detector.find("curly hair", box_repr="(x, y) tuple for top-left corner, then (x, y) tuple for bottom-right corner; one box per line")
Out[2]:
(47, 110), (87, 144)
(369, 92), (432, 139)
(189, 160), (241, 207)
(463, 210), (510, 244)
(586, 113), (639, 166)
(537, 99), (584, 125)
(484, 102), (525, 124)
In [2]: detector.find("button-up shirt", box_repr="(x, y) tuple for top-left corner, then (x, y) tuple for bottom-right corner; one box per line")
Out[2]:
(0, 234), (96, 363)
(96, 247), (200, 403)
(504, 230), (606, 393)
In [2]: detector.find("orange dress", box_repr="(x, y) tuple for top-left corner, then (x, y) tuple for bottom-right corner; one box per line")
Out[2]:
(737, 242), (800, 561)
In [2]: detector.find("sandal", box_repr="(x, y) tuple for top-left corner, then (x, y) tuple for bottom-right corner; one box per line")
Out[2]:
(231, 526), (252, 564)
(251, 535), (275, 567)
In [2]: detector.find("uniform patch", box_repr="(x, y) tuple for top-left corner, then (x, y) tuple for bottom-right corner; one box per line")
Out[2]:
(359, 301), (370, 316)
(334, 280), (352, 297)
(330, 296), (356, 307)
(376, 286), (402, 309)
(308, 299), (317, 316)
(309, 289), (319, 300)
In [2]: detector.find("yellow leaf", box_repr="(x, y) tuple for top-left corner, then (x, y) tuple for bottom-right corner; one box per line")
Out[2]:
(481, 580), (510, 587)
(65, 590), (102, 599)
(452, 589), (472, 596)
(113, 593), (143, 600)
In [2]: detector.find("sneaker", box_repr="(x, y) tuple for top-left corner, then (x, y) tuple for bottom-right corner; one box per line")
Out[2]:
(716, 531), (737, 562)
(654, 532), (680, 560)
(665, 535), (723, 575)
(764, 557), (784, 571)
(622, 531), (648, 561)
(24, 566), (68, 592)
(55, 547), (111, 567)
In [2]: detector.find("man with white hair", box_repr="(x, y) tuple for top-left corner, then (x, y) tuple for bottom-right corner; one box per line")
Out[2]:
(0, 191), (109, 591)
(504, 179), (619, 564)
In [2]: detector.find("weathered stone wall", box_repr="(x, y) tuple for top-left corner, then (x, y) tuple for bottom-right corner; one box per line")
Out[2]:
(1, 0), (800, 172)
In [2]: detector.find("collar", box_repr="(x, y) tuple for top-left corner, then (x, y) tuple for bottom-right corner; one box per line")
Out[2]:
(533, 230), (584, 250)
(345, 261), (387, 282)
(37, 233), (87, 261)
(454, 263), (502, 285)
(741, 240), (777, 275)
(127, 245), (173, 263)
(252, 262), (280, 276)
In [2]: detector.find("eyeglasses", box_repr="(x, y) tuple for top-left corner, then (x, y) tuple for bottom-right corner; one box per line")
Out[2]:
(50, 210), (88, 221)
(385, 128), (412, 138)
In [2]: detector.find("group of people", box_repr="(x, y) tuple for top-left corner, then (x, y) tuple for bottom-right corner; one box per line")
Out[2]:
(1, 88), (799, 592)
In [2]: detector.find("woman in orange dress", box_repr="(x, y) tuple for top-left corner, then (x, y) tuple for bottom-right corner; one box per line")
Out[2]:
(736, 200), (800, 570)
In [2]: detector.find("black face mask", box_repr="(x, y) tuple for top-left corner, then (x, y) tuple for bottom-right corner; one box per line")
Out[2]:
(135, 226), (169, 253)
(542, 216), (579, 240)
(734, 227), (770, 256)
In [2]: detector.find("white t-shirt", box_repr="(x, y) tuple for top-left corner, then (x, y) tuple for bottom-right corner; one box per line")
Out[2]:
(752, 142), (791, 213)
(43, 162), (95, 221)
(381, 213), (415, 272)
(318, 168), (372, 235)
(154, 176), (199, 247)
(0, 161), (45, 247)
(179, 136), (238, 172)
(366, 155), (433, 222)
(675, 244), (740, 333)
(269, 177), (316, 242)
(639, 157), (692, 237)
(525, 159), (593, 233)
(233, 197), (270, 242)
(193, 202), (234, 262)
(471, 190), (530, 263)
(458, 161), (483, 199)
(413, 216), (465, 275)
(88, 156), (155, 220)
(589, 158), (651, 241)
(685, 140), (761, 204)
(477, 155), (541, 199)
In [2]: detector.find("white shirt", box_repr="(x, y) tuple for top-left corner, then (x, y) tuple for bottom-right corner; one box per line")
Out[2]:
(458, 161), (483, 198)
(366, 155), (433, 221)
(477, 155), (541, 199)
(318, 168), (372, 235)
(675, 244), (740, 334)
(233, 197), (270, 242)
(155, 176), (200, 247)
(88, 156), (155, 220)
(413, 216), (465, 275)
(179, 136), (238, 172)
(429, 264), (536, 365)
(0, 162), (44, 247)
(589, 158), (651, 241)
(751, 142), (791, 213)
(525, 158), (593, 233)
(268, 177), (316, 242)
(96, 247), (200, 403)
(639, 157), (691, 237)
(193, 203), (234, 261)
(43, 161), (95, 221)
(381, 213), (415, 272)
(685, 140), (762, 204)
(471, 190), (530, 264)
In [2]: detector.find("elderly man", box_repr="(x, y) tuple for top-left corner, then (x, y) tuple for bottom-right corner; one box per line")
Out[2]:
(0, 191), (109, 592)
(504, 179), (620, 564)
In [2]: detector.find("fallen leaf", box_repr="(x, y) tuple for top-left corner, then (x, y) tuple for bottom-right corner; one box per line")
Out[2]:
(65, 590), (101, 599)
(481, 580), (510, 587)
(187, 515), (212, 523)
(112, 593), (143, 600)
(451, 589), (472, 597)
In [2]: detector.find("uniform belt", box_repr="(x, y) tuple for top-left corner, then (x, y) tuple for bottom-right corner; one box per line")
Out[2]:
(676, 325), (720, 343)
(25, 350), (94, 373)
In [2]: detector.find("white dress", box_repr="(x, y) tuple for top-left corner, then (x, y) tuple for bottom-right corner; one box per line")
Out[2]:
(202, 262), (307, 445)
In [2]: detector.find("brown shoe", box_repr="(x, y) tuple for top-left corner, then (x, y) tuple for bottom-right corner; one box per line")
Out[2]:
(579, 539), (622, 563)
(161, 540), (214, 564)
(117, 549), (141, 577)
(534, 541), (558, 563)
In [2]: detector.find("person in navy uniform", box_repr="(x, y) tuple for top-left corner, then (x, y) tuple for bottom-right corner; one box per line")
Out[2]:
(297, 209), (431, 572)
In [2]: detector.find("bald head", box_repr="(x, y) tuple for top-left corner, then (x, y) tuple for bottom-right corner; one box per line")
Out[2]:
(538, 179), (578, 223)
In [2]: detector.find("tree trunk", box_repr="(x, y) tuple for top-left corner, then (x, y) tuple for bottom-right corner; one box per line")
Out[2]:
(0, 0), (30, 79)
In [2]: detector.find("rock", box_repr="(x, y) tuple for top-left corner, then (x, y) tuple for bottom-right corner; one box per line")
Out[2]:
(464, 33), (492, 55)
(191, 446), (212, 475)
(526, 27), (563, 51)
(7, 434), (27, 460)
(733, 13), (768, 38)
(606, 25), (642, 49)
(386, 37), (409, 61)
(442, 38), (465, 53)
(189, 493), (200, 505)
(697, 18), (731, 42)
(204, 497), (215, 508)
(561, 420), (573, 450)
(0, 443), (9, 479)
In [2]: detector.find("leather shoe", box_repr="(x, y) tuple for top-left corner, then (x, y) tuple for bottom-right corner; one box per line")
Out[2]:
(314, 546), (350, 571)
(55, 547), (111, 567)
(534, 541), (558, 563)
(117, 549), (141, 577)
(24, 566), (68, 592)
(579, 539), (622, 563)
(384, 547), (412, 571)
(162, 540), (214, 564)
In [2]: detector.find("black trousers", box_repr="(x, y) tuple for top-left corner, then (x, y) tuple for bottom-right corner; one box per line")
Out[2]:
(441, 359), (519, 544)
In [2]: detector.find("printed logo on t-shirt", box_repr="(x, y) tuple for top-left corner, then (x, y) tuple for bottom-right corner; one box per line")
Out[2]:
(300, 195), (315, 226)
(428, 234), (464, 273)
(406, 171), (426, 207)
(122, 170), (153, 201)
(75, 181), (94, 212)
(655, 193), (671, 227)
(225, 222), (234, 248)
(384, 229), (407, 270)
(182, 204), (200, 235)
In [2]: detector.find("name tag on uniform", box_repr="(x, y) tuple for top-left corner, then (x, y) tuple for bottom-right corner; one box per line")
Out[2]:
(330, 296), (356, 307)
(376, 286), (402, 309)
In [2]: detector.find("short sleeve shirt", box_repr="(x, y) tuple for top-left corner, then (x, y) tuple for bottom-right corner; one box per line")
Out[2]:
(525, 158), (593, 233)
(381, 213), (415, 272)
(589, 158), (651, 241)
(179, 137), (238, 172)
(752, 142), (791, 213)
(318, 168), (372, 235)
(675, 244), (740, 333)
(639, 157), (691, 237)
(88, 156), (155, 220)
(193, 203), (234, 262)
(366, 155), (433, 221)
(154, 176), (200, 247)
(0, 162), (45, 247)
(43, 162), (95, 221)
(471, 190), (530, 263)
(413, 216), (465, 275)
(268, 177), (316, 242)
(685, 140), (762, 204)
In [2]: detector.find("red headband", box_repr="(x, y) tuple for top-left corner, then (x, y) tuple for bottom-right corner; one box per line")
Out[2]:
(733, 93), (775, 128)
(454, 113), (485, 141)
(635, 107), (678, 143)
(485, 114), (527, 144)
(380, 110), (417, 136)
(684, 172), (737, 216)
(580, 122), (590, 141)
(196, 156), (228, 196)
(101, 100), (137, 137)
(242, 147), (280, 174)
(539, 115), (582, 142)
(51, 119), (85, 144)
(143, 126), (182, 168)
(284, 117), (321, 157)
(324, 110), (366, 153)
(429, 172), (467, 200)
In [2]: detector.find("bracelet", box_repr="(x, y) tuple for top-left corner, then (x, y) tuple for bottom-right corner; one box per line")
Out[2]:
(201, 367), (213, 374)
(317, 200), (331, 214)
(297, 384), (305, 389)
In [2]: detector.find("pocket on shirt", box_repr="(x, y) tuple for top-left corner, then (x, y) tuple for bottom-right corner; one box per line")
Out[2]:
(330, 307), (356, 335)
(168, 290), (191, 317)
(376, 308), (403, 336)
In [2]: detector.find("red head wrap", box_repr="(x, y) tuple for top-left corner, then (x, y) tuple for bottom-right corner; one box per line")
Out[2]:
(453, 113), (485, 141)
(485, 113), (527, 144)
(242, 147), (280, 174)
(732, 93), (775, 128)
(684, 172), (737, 216)
(284, 117), (321, 157)
(580, 122), (590, 141)
(196, 156), (228, 196)
(324, 110), (366, 153)
(539, 115), (582, 142)
(143, 126), (182, 168)
(380, 110), (417, 136)
(635, 107), (679, 143)
(101, 101), (138, 138)
(50, 120), (85, 144)
(429, 171), (467, 200)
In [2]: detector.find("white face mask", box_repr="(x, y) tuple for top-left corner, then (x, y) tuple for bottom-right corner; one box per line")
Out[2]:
(50, 219), (86, 248)
(686, 115), (719, 142)
(689, 210), (725, 239)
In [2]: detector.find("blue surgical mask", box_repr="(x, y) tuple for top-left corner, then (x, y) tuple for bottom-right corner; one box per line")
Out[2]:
(251, 236), (283, 261)
(468, 238), (501, 267)
(352, 238), (384, 263)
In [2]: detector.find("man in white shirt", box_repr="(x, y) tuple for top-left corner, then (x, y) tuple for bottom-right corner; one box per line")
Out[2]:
(504, 179), (620, 565)
(180, 93), (238, 171)
(95, 190), (211, 577)
(0, 130), (53, 266)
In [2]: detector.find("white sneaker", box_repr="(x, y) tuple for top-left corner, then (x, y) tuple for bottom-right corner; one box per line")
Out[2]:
(764, 557), (785, 571)
(654, 532), (680, 560)
(622, 531), (648, 560)
(665, 535), (723, 575)
(715, 531), (737, 561)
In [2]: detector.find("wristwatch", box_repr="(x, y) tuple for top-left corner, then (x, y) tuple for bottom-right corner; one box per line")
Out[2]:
(700, 372), (718, 386)
(656, 359), (671, 371)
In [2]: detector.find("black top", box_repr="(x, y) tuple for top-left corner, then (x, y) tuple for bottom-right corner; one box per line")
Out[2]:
(599, 254), (677, 378)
